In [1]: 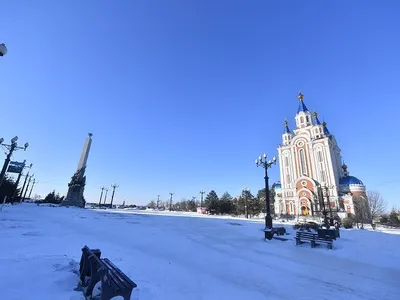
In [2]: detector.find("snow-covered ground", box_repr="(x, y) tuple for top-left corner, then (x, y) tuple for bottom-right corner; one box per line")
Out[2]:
(0, 204), (399, 300)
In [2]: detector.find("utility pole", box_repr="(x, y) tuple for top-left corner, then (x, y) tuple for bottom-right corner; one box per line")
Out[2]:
(200, 190), (205, 208)
(98, 186), (105, 207)
(28, 178), (38, 199)
(103, 188), (109, 204)
(110, 183), (119, 207)
(169, 192), (174, 211)
(157, 195), (160, 209)
(22, 174), (34, 202)
(0, 136), (29, 189)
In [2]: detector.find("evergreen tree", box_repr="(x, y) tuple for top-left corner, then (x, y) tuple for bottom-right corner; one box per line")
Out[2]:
(232, 197), (240, 216)
(204, 190), (219, 214)
(241, 189), (260, 218)
(0, 175), (17, 203)
(257, 188), (266, 214)
(219, 192), (234, 215)
(41, 190), (64, 204)
(257, 187), (275, 215)
(389, 209), (400, 226)
(270, 187), (276, 215)
(186, 198), (197, 212)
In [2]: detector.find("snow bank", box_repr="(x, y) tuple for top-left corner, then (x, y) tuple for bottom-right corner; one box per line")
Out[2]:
(0, 204), (399, 300)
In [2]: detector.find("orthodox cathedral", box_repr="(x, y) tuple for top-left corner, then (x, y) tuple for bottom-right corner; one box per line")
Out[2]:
(273, 93), (366, 218)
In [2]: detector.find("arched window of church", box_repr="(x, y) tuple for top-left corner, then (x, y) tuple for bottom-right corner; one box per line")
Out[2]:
(300, 116), (304, 123)
(290, 202), (293, 213)
(285, 157), (289, 166)
(317, 151), (323, 162)
(320, 170), (326, 183)
(306, 116), (310, 123)
(299, 149), (308, 175)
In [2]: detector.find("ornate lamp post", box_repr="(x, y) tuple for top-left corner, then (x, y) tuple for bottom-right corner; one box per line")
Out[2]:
(256, 153), (277, 240)
(110, 183), (119, 207)
(98, 186), (106, 207)
(0, 43), (7, 57)
(169, 192), (174, 211)
(321, 185), (335, 228)
(0, 136), (29, 189)
(199, 190), (205, 207)
(157, 195), (160, 209)
(103, 188), (109, 204)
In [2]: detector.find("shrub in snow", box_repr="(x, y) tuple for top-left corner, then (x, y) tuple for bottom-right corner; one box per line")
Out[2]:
(342, 218), (353, 229)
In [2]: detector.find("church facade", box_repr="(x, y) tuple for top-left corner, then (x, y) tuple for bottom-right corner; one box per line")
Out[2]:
(273, 93), (366, 218)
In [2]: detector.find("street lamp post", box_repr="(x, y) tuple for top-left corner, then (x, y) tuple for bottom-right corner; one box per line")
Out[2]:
(98, 186), (106, 207)
(18, 164), (33, 202)
(0, 43), (7, 57)
(110, 183), (119, 208)
(22, 174), (34, 202)
(103, 188), (109, 204)
(256, 153), (277, 240)
(200, 190), (205, 207)
(28, 178), (38, 199)
(157, 195), (160, 209)
(322, 185), (335, 228)
(0, 136), (29, 189)
(169, 192), (174, 211)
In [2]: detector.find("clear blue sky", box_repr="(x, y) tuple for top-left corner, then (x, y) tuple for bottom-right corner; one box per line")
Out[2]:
(1, 1), (399, 207)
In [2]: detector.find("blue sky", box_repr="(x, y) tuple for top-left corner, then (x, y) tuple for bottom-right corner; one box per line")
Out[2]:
(1, 1), (399, 207)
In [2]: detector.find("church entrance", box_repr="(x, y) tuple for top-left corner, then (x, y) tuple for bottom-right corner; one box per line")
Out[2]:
(301, 206), (310, 216)
(300, 198), (311, 216)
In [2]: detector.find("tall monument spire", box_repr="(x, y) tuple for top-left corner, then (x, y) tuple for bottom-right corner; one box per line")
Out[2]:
(60, 133), (93, 208)
(77, 133), (93, 171)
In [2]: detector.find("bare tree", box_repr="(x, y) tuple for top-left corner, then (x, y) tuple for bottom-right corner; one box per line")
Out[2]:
(353, 196), (371, 229)
(147, 200), (156, 209)
(367, 191), (387, 224)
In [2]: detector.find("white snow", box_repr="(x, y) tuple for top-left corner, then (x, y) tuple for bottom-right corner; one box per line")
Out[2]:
(0, 204), (399, 300)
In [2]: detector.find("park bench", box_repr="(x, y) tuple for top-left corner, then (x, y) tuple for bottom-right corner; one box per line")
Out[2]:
(295, 231), (333, 249)
(314, 235), (333, 250)
(79, 245), (137, 300)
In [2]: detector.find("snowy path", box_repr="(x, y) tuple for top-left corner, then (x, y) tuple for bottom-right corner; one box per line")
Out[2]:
(0, 204), (399, 300)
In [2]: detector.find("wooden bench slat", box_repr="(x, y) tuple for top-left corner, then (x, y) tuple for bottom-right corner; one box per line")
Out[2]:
(102, 258), (137, 290)
(106, 261), (136, 289)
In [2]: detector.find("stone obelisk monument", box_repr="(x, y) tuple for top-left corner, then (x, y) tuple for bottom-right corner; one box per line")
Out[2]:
(60, 133), (93, 208)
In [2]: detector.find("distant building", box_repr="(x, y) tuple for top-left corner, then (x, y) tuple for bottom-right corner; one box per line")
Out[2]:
(274, 93), (366, 218)
(197, 207), (207, 214)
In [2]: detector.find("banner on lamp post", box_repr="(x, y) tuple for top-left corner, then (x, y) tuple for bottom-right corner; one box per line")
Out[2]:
(7, 161), (25, 174)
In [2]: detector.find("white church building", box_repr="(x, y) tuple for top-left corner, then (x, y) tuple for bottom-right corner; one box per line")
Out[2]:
(273, 92), (366, 218)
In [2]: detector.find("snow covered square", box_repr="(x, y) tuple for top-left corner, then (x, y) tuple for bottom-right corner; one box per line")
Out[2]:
(0, 204), (399, 300)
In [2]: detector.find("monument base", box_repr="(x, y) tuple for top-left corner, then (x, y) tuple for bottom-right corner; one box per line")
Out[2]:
(60, 172), (86, 208)
(60, 197), (85, 208)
